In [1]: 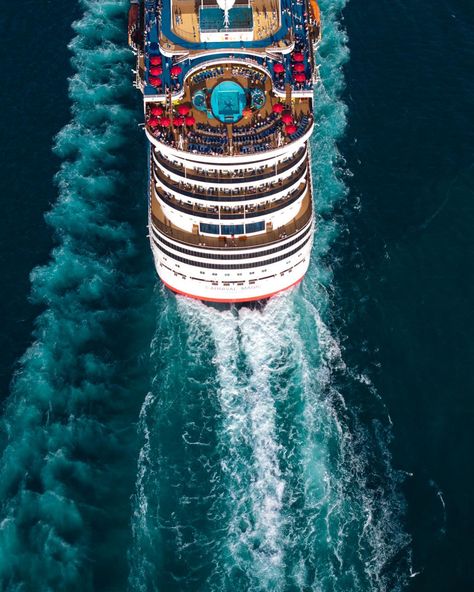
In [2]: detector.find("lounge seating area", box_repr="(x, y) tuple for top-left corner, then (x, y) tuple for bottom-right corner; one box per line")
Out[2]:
(191, 67), (225, 85)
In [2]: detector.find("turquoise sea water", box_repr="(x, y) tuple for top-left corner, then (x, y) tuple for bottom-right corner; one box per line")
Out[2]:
(0, 1), (473, 591)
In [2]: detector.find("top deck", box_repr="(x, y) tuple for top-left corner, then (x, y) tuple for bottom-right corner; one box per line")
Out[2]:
(171, 0), (280, 45)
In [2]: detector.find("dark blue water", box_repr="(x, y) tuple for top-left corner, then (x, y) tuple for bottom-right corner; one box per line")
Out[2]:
(0, 0), (473, 591)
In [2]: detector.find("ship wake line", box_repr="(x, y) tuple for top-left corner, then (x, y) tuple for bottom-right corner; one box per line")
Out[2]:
(129, 0), (412, 590)
(0, 1), (153, 591)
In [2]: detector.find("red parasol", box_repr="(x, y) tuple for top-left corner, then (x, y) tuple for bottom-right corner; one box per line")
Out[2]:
(173, 116), (185, 126)
(150, 55), (162, 65)
(150, 65), (162, 76)
(170, 65), (182, 76)
(149, 76), (162, 87)
(281, 112), (293, 124)
(159, 117), (171, 127)
(148, 117), (159, 127)
(293, 63), (305, 72)
(285, 124), (297, 134)
(292, 52), (304, 62)
(294, 73), (306, 83)
(272, 102), (284, 113)
(185, 115), (196, 126)
(242, 107), (253, 118)
(150, 105), (163, 116)
(177, 104), (190, 115)
(274, 62), (285, 74)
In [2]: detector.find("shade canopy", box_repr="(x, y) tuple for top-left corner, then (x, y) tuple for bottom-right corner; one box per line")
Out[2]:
(170, 65), (182, 76)
(285, 124), (297, 134)
(150, 105), (164, 116)
(150, 65), (162, 76)
(274, 62), (285, 74)
(149, 76), (162, 87)
(177, 104), (190, 115)
(292, 52), (304, 62)
(293, 63), (305, 72)
(173, 116), (185, 126)
(150, 55), (162, 65)
(185, 116), (196, 126)
(294, 73), (306, 83)
(272, 102), (284, 113)
(159, 117), (171, 127)
(148, 117), (159, 127)
(242, 107), (253, 118)
(281, 112), (293, 124)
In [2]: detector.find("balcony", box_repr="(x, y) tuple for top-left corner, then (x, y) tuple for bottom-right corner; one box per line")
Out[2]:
(150, 184), (313, 250)
(153, 158), (308, 203)
(153, 145), (307, 184)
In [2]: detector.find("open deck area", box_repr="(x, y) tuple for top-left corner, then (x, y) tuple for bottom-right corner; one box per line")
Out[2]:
(145, 60), (313, 156)
(171, 0), (280, 44)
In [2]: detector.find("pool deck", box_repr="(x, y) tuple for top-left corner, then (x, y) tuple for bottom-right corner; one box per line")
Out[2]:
(138, 0), (320, 99)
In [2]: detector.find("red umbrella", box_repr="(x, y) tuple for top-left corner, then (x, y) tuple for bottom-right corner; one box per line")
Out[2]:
(242, 107), (253, 118)
(281, 112), (293, 124)
(293, 63), (305, 72)
(150, 55), (162, 65)
(294, 73), (306, 83)
(185, 115), (196, 126)
(274, 62), (285, 74)
(149, 76), (162, 87)
(148, 117), (159, 127)
(293, 52), (304, 62)
(173, 116), (185, 126)
(150, 105), (163, 116)
(150, 65), (162, 76)
(177, 104), (190, 115)
(285, 124), (297, 134)
(170, 65), (182, 76)
(159, 117), (171, 127)
(272, 102), (284, 113)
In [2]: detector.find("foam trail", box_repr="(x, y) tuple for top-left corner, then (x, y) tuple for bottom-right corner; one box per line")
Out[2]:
(0, 2), (151, 591)
(208, 298), (294, 591)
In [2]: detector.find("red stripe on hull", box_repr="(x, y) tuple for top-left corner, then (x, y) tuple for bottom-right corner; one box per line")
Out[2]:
(160, 276), (305, 303)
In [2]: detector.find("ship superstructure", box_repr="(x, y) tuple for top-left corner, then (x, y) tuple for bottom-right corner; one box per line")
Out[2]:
(129, 0), (321, 302)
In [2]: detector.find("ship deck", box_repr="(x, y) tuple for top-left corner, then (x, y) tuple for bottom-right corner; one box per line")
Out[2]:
(171, 0), (280, 44)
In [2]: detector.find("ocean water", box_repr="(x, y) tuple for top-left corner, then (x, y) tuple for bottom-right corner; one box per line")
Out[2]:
(0, 1), (473, 592)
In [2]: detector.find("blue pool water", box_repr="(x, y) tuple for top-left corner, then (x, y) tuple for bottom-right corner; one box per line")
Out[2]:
(210, 80), (247, 123)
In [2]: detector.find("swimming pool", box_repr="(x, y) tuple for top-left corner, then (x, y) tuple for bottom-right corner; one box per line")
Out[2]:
(210, 81), (247, 124)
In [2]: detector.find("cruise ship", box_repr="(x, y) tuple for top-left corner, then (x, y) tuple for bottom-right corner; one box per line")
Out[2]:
(128, 0), (321, 302)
